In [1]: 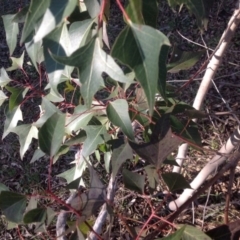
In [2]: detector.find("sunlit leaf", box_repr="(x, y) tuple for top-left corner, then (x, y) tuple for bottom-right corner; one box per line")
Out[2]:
(0, 183), (9, 193)
(6, 51), (25, 71)
(0, 90), (7, 106)
(30, 148), (45, 163)
(112, 24), (170, 115)
(51, 37), (132, 107)
(43, 23), (71, 100)
(11, 124), (38, 159)
(34, 97), (61, 128)
(84, 0), (101, 18)
(0, 68), (12, 87)
(107, 99), (134, 141)
(123, 169), (145, 194)
(65, 105), (94, 135)
(69, 18), (96, 51)
(0, 191), (27, 223)
(2, 14), (19, 55)
(21, 0), (50, 43)
(3, 106), (23, 139)
(34, 0), (77, 42)
(38, 112), (65, 157)
(25, 39), (43, 73)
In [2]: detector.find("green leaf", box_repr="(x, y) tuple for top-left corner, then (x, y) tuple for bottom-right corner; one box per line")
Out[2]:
(21, 0), (51, 43)
(111, 24), (170, 115)
(144, 165), (159, 191)
(69, 18), (96, 51)
(158, 44), (170, 100)
(82, 125), (110, 158)
(57, 163), (86, 186)
(0, 68), (12, 87)
(46, 207), (56, 226)
(24, 208), (47, 224)
(0, 183), (9, 193)
(11, 124), (38, 159)
(142, 0), (158, 28)
(53, 145), (69, 163)
(30, 148), (45, 163)
(25, 40), (43, 73)
(107, 99), (134, 141)
(179, 224), (211, 240)
(170, 116), (202, 149)
(129, 115), (182, 169)
(5, 86), (29, 111)
(167, 47), (204, 73)
(43, 23), (71, 100)
(6, 51), (25, 71)
(13, 6), (29, 23)
(111, 143), (133, 178)
(0, 191), (27, 223)
(34, 0), (77, 42)
(84, 0), (101, 18)
(167, 0), (214, 30)
(3, 106), (23, 139)
(38, 112), (65, 157)
(34, 97), (60, 128)
(65, 105), (94, 135)
(64, 131), (87, 146)
(125, 0), (145, 24)
(2, 14), (19, 55)
(123, 169), (145, 194)
(0, 90), (7, 106)
(160, 225), (185, 239)
(162, 172), (191, 192)
(51, 37), (132, 108)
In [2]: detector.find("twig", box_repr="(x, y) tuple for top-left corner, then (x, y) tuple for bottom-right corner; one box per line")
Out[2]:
(224, 161), (237, 224)
(144, 149), (240, 240)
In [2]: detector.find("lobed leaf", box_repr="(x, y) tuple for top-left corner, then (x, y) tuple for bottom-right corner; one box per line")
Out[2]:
(107, 99), (134, 141)
(2, 14), (19, 55)
(51, 37), (132, 107)
(162, 172), (191, 192)
(34, 0), (77, 42)
(123, 169), (145, 194)
(38, 112), (65, 157)
(112, 24), (170, 115)
(0, 191), (27, 223)
(11, 124), (38, 159)
(3, 106), (23, 139)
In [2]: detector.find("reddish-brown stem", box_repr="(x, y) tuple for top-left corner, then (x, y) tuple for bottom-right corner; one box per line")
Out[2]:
(47, 191), (81, 217)
(99, 0), (108, 26)
(116, 0), (130, 22)
(48, 157), (53, 191)
(136, 211), (155, 240)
